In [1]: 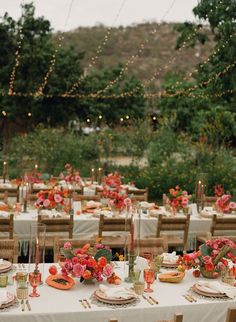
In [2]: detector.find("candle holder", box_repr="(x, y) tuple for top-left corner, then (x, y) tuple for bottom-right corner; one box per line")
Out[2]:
(2, 161), (7, 184)
(29, 223), (46, 280)
(195, 173), (208, 212)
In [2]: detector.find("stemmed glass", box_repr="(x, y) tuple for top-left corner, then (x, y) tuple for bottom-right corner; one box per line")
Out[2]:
(29, 271), (41, 297)
(144, 268), (155, 293)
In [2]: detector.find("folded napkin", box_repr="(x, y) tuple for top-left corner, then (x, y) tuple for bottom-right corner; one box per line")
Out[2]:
(40, 209), (62, 218)
(99, 285), (137, 299)
(0, 290), (7, 306)
(0, 211), (10, 218)
(135, 256), (149, 271)
(0, 259), (3, 264)
(163, 252), (179, 264)
(197, 280), (236, 299)
(200, 207), (218, 218)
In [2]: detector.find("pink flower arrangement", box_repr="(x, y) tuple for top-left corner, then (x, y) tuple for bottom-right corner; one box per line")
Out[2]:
(183, 238), (236, 277)
(35, 188), (68, 210)
(103, 172), (122, 188)
(216, 194), (236, 213)
(59, 163), (83, 185)
(102, 187), (129, 211)
(166, 186), (191, 209)
(60, 242), (113, 283)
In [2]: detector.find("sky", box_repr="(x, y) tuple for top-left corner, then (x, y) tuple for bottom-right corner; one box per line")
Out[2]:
(0, 0), (199, 31)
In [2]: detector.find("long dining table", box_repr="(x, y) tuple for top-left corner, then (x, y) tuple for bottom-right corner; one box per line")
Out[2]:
(8, 203), (224, 256)
(1, 262), (236, 322)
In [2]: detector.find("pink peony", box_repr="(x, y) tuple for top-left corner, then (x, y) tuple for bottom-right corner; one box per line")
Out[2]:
(71, 257), (79, 265)
(72, 263), (85, 277)
(229, 202), (236, 210)
(64, 260), (73, 271)
(54, 194), (63, 203)
(43, 199), (50, 208)
(64, 242), (72, 249)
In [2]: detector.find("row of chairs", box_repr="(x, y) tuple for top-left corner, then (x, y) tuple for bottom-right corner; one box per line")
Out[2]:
(0, 186), (149, 202)
(108, 308), (236, 322)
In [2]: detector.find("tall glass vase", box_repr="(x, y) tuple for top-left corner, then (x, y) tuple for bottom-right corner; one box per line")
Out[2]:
(28, 223), (46, 280)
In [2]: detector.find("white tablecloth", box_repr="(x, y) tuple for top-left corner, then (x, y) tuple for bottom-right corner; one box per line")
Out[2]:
(1, 263), (236, 322)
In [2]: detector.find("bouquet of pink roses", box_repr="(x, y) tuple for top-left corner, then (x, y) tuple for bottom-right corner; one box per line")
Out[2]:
(216, 194), (236, 213)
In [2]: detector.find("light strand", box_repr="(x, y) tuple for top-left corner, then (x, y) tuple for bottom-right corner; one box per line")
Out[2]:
(64, 0), (128, 96)
(34, 0), (75, 96)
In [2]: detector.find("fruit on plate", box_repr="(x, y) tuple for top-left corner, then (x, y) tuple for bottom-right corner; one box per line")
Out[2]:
(46, 274), (75, 290)
(158, 271), (185, 283)
(48, 265), (58, 275)
(107, 272), (122, 285)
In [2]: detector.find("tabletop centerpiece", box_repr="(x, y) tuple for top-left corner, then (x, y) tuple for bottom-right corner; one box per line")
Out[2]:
(165, 185), (191, 215)
(59, 242), (113, 284)
(216, 194), (236, 214)
(102, 171), (123, 189)
(102, 186), (128, 216)
(183, 238), (236, 278)
(35, 187), (68, 213)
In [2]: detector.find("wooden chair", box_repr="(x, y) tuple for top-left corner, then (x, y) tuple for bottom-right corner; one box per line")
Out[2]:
(0, 238), (18, 263)
(225, 307), (236, 322)
(53, 237), (96, 262)
(127, 188), (148, 202)
(156, 214), (190, 252)
(38, 214), (74, 249)
(73, 194), (101, 202)
(196, 214), (236, 247)
(157, 313), (183, 322)
(98, 214), (131, 249)
(0, 191), (8, 203)
(203, 196), (217, 207)
(135, 237), (168, 257)
(109, 319), (118, 322)
(0, 213), (14, 239)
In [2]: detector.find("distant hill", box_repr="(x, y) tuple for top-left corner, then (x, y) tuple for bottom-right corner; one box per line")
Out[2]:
(59, 22), (214, 89)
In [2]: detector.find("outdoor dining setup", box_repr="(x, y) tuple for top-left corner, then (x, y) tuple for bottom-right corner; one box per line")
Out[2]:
(0, 163), (236, 322)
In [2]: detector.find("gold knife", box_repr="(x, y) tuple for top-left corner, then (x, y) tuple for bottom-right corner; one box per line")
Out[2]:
(84, 299), (91, 308)
(21, 299), (25, 311)
(26, 299), (31, 311)
(182, 295), (193, 302)
(79, 299), (87, 309)
(142, 294), (154, 305)
(149, 296), (159, 304)
(188, 294), (197, 302)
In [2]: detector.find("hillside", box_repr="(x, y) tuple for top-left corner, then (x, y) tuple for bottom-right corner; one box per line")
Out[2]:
(59, 22), (214, 89)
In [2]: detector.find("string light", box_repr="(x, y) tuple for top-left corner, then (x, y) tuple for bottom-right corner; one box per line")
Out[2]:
(34, 0), (74, 96)
(8, 24), (24, 96)
(64, 0), (128, 96)
(2, 111), (7, 117)
(28, 112), (32, 117)
(88, 0), (177, 98)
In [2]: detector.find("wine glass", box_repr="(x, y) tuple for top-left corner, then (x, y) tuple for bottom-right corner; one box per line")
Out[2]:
(143, 268), (155, 293)
(29, 271), (41, 297)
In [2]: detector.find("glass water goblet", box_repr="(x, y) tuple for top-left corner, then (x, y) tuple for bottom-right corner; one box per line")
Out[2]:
(29, 271), (41, 297)
(143, 268), (155, 293)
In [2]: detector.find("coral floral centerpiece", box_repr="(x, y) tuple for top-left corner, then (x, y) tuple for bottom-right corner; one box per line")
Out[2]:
(59, 242), (113, 283)
(216, 194), (236, 213)
(102, 187), (129, 214)
(59, 163), (83, 186)
(35, 188), (68, 211)
(165, 185), (191, 213)
(102, 171), (123, 188)
(183, 238), (236, 278)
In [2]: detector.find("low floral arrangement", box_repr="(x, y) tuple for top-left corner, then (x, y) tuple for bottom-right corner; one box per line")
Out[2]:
(35, 188), (68, 210)
(166, 185), (191, 210)
(60, 242), (113, 282)
(59, 163), (83, 185)
(216, 194), (236, 213)
(24, 172), (43, 184)
(102, 187), (130, 212)
(102, 171), (122, 188)
(183, 238), (236, 278)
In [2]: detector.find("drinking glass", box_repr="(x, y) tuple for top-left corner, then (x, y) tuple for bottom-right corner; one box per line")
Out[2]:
(29, 271), (41, 297)
(143, 268), (155, 293)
